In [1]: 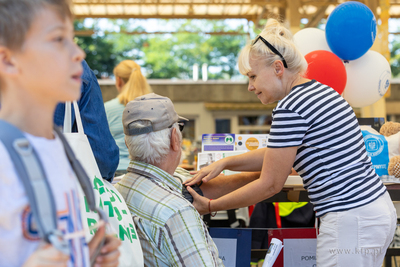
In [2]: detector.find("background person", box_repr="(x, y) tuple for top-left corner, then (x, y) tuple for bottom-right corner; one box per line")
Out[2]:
(105, 60), (152, 176)
(185, 18), (397, 267)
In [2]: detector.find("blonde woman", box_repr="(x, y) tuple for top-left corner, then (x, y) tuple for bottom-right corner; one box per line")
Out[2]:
(105, 60), (152, 176)
(185, 19), (396, 267)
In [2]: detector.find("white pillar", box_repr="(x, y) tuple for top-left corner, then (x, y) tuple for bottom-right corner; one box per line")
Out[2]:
(193, 64), (199, 81)
(202, 63), (208, 81)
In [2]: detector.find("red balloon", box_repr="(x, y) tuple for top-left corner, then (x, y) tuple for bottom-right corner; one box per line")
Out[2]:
(304, 50), (347, 94)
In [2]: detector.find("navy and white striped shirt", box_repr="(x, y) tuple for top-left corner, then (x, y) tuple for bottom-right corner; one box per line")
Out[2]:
(268, 80), (386, 217)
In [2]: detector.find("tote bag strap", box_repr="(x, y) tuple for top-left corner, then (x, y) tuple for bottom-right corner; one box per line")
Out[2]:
(63, 101), (84, 134)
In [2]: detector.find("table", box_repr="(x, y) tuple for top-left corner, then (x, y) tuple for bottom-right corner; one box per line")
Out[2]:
(263, 175), (400, 202)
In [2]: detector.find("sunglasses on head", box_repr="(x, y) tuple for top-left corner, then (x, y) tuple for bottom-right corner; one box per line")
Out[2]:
(252, 35), (288, 68)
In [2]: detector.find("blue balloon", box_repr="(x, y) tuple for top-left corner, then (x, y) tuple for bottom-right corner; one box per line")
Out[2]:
(326, 1), (376, 61)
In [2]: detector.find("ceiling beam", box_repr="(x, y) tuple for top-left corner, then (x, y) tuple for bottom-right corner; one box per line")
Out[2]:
(73, 1), (285, 6)
(71, 0), (400, 20)
(255, 6), (266, 29)
(365, 0), (379, 18)
(304, 4), (328, 27)
(286, 0), (302, 33)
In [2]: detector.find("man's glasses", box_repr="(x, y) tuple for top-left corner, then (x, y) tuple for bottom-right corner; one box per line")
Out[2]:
(169, 122), (185, 132)
(252, 35), (288, 68)
(177, 122), (185, 132)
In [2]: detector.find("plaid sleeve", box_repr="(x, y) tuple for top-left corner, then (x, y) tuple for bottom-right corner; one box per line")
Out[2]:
(268, 108), (309, 148)
(161, 206), (223, 267)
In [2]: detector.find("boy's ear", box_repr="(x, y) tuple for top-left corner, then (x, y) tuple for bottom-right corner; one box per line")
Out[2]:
(0, 47), (19, 76)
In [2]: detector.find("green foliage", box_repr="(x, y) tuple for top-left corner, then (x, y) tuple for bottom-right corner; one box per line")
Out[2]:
(74, 19), (248, 79)
(391, 36), (400, 77)
(74, 20), (121, 78)
(141, 20), (247, 79)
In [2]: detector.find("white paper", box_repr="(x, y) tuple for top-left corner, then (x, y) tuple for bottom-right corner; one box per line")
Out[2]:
(283, 239), (317, 267)
(197, 151), (246, 173)
(213, 238), (237, 267)
(262, 238), (283, 267)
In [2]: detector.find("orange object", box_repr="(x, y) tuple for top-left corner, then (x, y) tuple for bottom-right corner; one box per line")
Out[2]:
(274, 202), (282, 228)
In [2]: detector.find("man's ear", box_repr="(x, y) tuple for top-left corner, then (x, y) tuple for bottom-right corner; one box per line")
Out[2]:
(273, 60), (284, 77)
(170, 127), (180, 152)
(0, 47), (18, 77)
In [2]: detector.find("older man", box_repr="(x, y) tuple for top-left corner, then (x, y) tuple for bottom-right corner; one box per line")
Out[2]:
(115, 93), (223, 267)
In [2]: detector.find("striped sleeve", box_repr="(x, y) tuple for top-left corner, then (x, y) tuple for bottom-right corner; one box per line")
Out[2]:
(268, 108), (309, 148)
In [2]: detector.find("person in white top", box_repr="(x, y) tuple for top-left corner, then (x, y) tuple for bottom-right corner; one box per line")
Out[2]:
(0, 0), (121, 266)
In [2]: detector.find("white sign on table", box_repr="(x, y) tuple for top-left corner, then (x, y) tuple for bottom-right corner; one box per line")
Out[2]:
(283, 239), (317, 267)
(213, 238), (237, 267)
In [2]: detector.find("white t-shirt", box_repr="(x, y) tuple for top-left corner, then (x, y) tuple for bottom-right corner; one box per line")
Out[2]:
(0, 132), (90, 267)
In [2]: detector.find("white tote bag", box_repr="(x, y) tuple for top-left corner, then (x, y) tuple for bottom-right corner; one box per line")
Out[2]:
(64, 101), (144, 267)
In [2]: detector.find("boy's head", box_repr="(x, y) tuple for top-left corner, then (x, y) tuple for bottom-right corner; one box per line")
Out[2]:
(0, 0), (85, 106)
(0, 0), (72, 51)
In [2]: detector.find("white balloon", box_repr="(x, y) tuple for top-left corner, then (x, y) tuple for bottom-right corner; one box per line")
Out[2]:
(293, 28), (331, 56)
(342, 50), (391, 108)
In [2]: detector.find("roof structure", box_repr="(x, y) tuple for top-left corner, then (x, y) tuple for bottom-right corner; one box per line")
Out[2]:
(72, 0), (400, 26)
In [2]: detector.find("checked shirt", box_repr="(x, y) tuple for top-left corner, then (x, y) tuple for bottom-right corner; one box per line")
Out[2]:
(115, 161), (224, 267)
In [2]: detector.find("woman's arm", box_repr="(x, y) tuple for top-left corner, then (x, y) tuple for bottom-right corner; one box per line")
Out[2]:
(184, 148), (267, 186)
(187, 146), (298, 214)
(200, 172), (261, 200)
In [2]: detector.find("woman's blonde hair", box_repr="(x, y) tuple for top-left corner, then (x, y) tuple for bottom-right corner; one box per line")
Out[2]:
(238, 19), (307, 77)
(114, 60), (152, 106)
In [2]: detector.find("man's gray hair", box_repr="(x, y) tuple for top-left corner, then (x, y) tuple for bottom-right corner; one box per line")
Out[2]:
(125, 120), (182, 165)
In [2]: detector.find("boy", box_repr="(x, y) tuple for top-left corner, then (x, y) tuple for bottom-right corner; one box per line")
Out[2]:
(0, 0), (121, 266)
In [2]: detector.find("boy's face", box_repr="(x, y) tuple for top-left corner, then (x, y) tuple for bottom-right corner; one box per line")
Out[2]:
(12, 7), (85, 104)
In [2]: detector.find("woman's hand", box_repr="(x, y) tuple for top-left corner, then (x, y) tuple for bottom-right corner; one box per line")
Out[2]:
(186, 186), (211, 215)
(184, 159), (226, 186)
(89, 224), (121, 267)
(23, 244), (69, 267)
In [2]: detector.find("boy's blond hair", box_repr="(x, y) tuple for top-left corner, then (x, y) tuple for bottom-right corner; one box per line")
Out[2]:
(0, 0), (72, 51)
(114, 60), (152, 106)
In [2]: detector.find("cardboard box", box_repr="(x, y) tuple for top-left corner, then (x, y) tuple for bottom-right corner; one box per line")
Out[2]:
(235, 134), (269, 151)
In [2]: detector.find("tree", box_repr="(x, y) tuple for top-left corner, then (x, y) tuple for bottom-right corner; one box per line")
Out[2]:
(74, 19), (248, 79)
(141, 20), (247, 79)
(74, 19), (121, 78)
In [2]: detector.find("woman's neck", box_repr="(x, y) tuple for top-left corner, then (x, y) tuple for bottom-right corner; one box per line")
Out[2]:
(285, 75), (311, 95)
(293, 77), (312, 87)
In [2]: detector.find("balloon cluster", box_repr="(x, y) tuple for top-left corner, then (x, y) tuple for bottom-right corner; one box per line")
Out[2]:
(293, 1), (391, 108)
